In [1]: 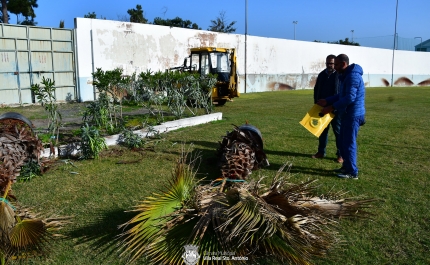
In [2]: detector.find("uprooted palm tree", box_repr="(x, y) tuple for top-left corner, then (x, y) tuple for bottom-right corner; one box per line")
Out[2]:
(0, 115), (70, 264)
(118, 147), (375, 264)
(217, 124), (269, 179)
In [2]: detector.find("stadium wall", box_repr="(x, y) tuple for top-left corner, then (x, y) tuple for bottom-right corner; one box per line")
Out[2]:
(75, 18), (430, 102)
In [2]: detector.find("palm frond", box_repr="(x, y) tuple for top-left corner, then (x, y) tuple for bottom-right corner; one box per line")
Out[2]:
(9, 219), (45, 248)
(119, 147), (200, 262)
(120, 154), (376, 265)
(0, 202), (15, 241)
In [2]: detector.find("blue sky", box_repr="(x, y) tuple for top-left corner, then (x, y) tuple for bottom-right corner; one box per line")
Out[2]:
(9, 0), (430, 49)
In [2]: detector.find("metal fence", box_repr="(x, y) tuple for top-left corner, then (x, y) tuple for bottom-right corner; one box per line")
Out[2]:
(0, 24), (76, 105)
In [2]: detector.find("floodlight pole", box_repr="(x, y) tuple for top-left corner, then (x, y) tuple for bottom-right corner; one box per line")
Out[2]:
(293, 21), (298, 40)
(351, 30), (354, 42)
(245, 0), (248, 93)
(414, 37), (422, 51)
(391, 0), (398, 87)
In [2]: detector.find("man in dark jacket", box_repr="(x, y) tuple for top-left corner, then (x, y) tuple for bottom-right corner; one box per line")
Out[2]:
(312, 54), (342, 163)
(318, 54), (366, 179)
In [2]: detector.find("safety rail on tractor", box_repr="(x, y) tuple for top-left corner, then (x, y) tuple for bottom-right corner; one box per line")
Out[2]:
(170, 47), (239, 105)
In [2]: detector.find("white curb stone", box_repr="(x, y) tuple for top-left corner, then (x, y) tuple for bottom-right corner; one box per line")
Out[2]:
(41, 112), (222, 158)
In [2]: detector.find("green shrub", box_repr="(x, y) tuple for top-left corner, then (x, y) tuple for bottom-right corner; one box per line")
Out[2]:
(117, 129), (145, 148)
(79, 123), (107, 160)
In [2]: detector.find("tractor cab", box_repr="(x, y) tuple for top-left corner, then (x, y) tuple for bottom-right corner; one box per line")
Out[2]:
(183, 47), (239, 105)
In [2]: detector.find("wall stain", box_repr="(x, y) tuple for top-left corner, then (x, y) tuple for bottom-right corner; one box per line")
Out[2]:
(309, 75), (317, 88)
(197, 32), (217, 47)
(381, 78), (390, 86)
(394, 77), (414, 86)
(417, 78), (430, 86)
(310, 61), (325, 73)
(268, 82), (294, 91)
(248, 74), (256, 85)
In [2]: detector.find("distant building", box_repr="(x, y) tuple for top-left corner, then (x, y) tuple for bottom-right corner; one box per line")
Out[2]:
(415, 39), (430, 52)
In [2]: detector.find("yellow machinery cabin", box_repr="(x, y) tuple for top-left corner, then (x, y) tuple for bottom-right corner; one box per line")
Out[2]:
(173, 47), (239, 105)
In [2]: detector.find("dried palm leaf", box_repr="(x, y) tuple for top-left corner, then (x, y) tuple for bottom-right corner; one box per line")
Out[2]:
(120, 147), (376, 265)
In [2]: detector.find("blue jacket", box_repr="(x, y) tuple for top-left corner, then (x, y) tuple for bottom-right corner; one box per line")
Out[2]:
(326, 64), (366, 118)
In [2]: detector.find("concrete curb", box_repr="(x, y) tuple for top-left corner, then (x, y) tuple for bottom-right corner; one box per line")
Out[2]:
(41, 112), (222, 158)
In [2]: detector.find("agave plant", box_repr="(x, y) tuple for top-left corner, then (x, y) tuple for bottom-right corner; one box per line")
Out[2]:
(119, 150), (375, 264)
(79, 123), (108, 160)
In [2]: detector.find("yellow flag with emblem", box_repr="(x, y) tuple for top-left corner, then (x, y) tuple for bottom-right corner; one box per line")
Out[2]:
(299, 104), (335, 137)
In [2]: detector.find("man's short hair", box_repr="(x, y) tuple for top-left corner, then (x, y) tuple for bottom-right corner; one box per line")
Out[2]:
(336, 54), (349, 65)
(326, 54), (336, 61)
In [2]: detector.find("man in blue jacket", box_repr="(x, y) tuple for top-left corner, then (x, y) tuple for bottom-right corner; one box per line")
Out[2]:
(318, 54), (366, 179)
(312, 54), (342, 163)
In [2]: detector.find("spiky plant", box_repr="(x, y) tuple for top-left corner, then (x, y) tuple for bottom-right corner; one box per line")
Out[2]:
(119, 152), (375, 265)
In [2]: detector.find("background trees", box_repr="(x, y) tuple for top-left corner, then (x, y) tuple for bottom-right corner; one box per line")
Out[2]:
(127, 4), (147, 23)
(152, 16), (200, 29)
(329, 38), (360, 46)
(1, 0), (38, 25)
(84, 12), (97, 19)
(1, 0), (8, 23)
(314, 38), (361, 46)
(208, 10), (236, 33)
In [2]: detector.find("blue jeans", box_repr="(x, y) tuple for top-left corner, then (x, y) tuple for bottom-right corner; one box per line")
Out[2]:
(339, 115), (365, 176)
(318, 113), (341, 156)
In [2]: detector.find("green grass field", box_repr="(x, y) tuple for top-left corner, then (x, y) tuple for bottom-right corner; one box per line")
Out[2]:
(7, 87), (430, 264)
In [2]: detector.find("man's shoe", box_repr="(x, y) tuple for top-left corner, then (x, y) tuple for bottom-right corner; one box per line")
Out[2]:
(337, 173), (358, 180)
(337, 156), (343, 163)
(312, 152), (325, 159)
(333, 167), (346, 173)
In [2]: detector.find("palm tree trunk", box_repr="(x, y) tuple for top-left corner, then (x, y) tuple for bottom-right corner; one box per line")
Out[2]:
(1, 0), (8, 24)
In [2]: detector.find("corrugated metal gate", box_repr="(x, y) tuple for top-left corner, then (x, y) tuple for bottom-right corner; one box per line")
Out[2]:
(0, 24), (76, 105)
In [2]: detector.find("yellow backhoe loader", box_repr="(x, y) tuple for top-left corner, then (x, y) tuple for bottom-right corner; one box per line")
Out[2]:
(171, 47), (239, 105)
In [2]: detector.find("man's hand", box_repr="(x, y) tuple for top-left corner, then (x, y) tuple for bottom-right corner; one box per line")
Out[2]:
(321, 105), (334, 115)
(316, 99), (327, 107)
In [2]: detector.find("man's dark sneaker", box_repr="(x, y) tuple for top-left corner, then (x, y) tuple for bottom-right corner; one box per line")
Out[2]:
(337, 173), (358, 180)
(333, 167), (346, 173)
(337, 156), (344, 163)
(312, 152), (325, 159)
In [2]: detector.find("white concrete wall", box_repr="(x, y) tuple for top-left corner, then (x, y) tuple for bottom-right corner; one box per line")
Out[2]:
(75, 18), (430, 101)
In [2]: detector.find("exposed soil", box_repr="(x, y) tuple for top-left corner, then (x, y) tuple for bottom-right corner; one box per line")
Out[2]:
(11, 103), (152, 145)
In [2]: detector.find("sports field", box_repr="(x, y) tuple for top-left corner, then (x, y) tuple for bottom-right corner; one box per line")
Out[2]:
(10, 86), (430, 264)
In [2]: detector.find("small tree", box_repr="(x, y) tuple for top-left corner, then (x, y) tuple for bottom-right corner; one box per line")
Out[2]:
(330, 37), (360, 46)
(84, 11), (97, 19)
(30, 77), (62, 145)
(127, 4), (147, 23)
(208, 10), (236, 33)
(59, 20), (64, 28)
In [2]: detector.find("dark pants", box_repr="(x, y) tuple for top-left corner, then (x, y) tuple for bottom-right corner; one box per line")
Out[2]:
(318, 113), (341, 156)
(339, 115), (365, 176)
